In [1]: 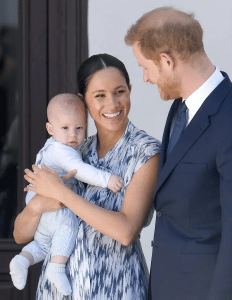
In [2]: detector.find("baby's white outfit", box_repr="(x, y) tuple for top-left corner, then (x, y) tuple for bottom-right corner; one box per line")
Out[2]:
(22, 137), (111, 264)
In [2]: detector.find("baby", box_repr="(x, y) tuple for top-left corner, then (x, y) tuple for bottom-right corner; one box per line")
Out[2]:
(9, 93), (123, 295)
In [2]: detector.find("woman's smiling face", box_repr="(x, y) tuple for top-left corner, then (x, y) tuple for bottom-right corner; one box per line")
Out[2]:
(84, 67), (131, 135)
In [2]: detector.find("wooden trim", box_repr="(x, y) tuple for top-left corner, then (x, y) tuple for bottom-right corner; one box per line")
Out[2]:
(48, 0), (88, 98)
(0, 240), (24, 251)
(77, 0), (88, 69)
(18, 0), (49, 212)
(29, 0), (48, 161)
(77, 0), (89, 131)
(66, 0), (78, 93)
(18, 0), (30, 213)
(48, 0), (67, 97)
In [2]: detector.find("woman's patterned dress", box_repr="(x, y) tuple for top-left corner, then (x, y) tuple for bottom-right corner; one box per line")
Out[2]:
(35, 121), (161, 300)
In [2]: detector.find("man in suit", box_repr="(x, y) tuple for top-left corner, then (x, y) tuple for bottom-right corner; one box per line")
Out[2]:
(125, 7), (232, 300)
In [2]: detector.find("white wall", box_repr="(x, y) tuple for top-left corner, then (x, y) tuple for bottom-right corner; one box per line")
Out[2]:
(88, 0), (232, 267)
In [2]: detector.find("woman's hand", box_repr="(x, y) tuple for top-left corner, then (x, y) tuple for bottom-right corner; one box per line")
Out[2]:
(24, 164), (77, 200)
(53, 154), (160, 246)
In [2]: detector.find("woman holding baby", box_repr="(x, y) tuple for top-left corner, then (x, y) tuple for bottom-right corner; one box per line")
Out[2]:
(13, 54), (160, 300)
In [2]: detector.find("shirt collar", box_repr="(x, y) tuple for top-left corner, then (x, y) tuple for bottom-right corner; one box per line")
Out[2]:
(184, 67), (224, 116)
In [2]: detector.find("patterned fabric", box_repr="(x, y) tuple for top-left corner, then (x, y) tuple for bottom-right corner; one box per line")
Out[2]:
(35, 121), (161, 300)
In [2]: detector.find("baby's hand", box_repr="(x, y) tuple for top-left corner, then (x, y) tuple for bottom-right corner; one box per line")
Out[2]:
(107, 175), (124, 193)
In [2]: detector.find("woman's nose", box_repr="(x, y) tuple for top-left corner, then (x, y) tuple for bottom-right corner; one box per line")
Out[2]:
(107, 94), (118, 107)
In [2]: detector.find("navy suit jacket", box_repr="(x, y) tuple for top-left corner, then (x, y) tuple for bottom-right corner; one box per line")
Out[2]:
(150, 72), (232, 300)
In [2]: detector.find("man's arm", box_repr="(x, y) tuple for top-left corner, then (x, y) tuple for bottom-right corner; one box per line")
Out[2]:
(207, 130), (232, 299)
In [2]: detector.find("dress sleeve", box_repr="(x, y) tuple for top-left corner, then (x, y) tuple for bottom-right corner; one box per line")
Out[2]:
(133, 137), (161, 175)
(48, 143), (111, 188)
(133, 137), (161, 227)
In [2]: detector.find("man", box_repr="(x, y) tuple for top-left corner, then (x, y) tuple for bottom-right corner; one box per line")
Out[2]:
(125, 7), (232, 300)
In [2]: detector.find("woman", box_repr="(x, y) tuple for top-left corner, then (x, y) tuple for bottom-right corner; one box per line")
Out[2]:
(14, 54), (160, 299)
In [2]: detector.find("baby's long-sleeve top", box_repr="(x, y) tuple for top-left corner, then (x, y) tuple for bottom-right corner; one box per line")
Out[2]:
(25, 137), (111, 204)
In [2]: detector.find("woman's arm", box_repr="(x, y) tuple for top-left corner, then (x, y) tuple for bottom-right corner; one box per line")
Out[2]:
(13, 197), (41, 244)
(25, 154), (160, 246)
(13, 171), (76, 244)
(13, 194), (64, 244)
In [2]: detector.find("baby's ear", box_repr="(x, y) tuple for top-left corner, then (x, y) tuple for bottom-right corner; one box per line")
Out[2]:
(46, 122), (53, 135)
(77, 93), (83, 99)
(78, 93), (87, 108)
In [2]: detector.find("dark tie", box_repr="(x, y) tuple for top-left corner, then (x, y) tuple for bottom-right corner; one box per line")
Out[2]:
(167, 101), (187, 156)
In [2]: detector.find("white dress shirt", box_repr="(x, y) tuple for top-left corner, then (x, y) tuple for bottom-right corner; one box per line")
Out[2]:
(169, 67), (224, 138)
(185, 66), (224, 125)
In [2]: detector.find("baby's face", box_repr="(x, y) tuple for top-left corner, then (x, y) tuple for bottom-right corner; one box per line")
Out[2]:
(48, 110), (86, 149)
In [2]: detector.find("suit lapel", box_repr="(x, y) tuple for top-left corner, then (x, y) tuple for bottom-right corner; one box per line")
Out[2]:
(155, 72), (232, 198)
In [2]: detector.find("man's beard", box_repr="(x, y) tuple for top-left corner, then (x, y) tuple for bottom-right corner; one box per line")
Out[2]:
(157, 69), (182, 101)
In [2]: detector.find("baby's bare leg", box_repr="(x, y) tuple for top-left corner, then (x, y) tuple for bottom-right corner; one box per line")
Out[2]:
(51, 255), (68, 264)
(20, 251), (35, 265)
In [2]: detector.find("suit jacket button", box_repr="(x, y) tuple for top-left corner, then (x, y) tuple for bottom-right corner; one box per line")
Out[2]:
(156, 210), (163, 217)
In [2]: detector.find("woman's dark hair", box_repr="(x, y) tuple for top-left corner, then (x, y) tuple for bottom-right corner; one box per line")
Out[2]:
(77, 54), (130, 98)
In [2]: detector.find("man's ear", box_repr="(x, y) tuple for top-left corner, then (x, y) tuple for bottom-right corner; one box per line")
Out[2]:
(129, 83), (132, 93)
(46, 122), (53, 135)
(160, 53), (176, 71)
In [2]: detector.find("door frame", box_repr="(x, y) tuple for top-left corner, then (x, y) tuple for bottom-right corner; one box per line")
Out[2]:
(0, 1), (88, 299)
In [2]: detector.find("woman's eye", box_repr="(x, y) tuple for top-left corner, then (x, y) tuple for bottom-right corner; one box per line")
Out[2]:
(62, 127), (68, 130)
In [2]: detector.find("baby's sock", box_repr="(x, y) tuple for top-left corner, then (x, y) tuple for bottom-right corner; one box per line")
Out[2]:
(46, 262), (71, 296)
(9, 255), (30, 290)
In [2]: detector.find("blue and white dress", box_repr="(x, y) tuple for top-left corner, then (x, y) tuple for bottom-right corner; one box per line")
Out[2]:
(35, 121), (161, 300)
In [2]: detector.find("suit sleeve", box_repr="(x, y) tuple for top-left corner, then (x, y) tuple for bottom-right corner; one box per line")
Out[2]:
(48, 143), (111, 188)
(207, 129), (232, 299)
